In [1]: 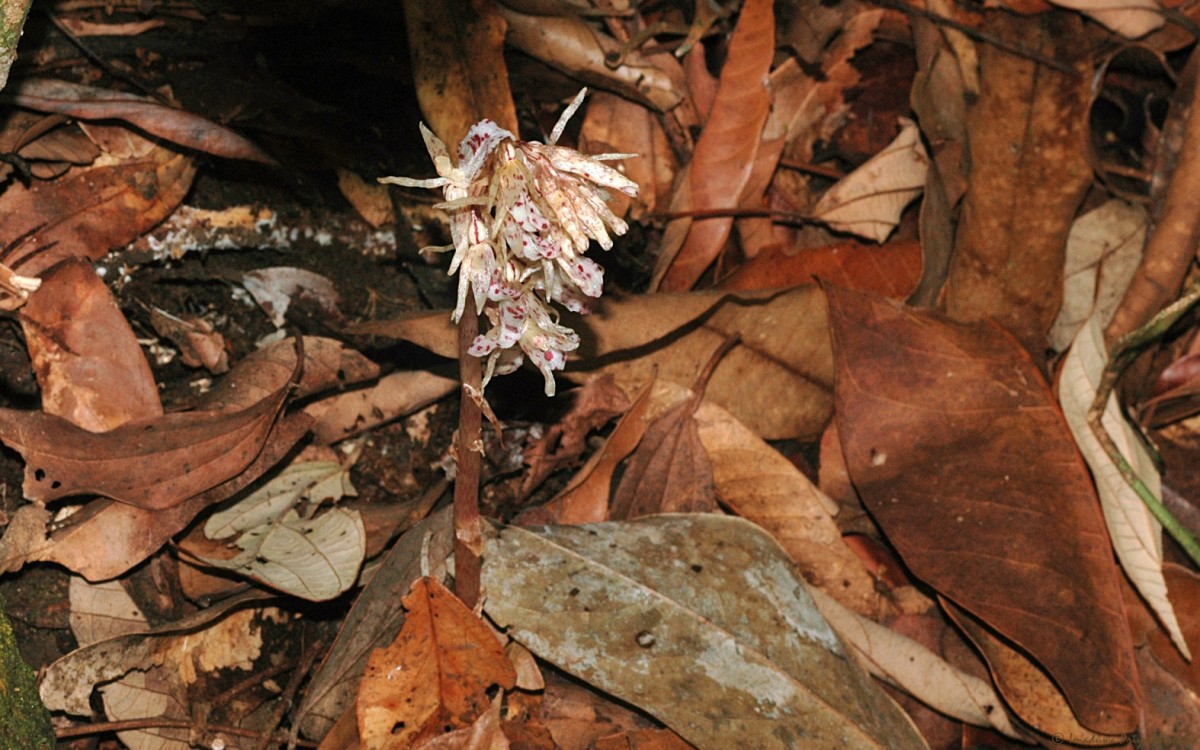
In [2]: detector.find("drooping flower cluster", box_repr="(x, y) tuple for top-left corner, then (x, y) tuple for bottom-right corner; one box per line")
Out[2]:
(381, 90), (638, 396)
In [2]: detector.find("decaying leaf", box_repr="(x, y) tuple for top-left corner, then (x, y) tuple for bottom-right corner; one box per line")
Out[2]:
(806, 587), (1027, 740)
(811, 119), (928, 243)
(827, 285), (1140, 735)
(1058, 313), (1189, 658)
(22, 258), (162, 432)
(242, 266), (344, 328)
(357, 576), (517, 749)
(0, 337), (377, 580)
(498, 5), (684, 114)
(41, 589), (273, 716)
(482, 516), (928, 749)
(1039, 0), (1163, 39)
(204, 459), (356, 541)
(0, 78), (273, 163)
(941, 12), (1092, 353)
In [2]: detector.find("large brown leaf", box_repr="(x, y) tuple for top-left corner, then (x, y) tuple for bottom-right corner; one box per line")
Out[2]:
(0, 337), (377, 580)
(941, 11), (1091, 354)
(826, 285), (1140, 735)
(356, 576), (516, 748)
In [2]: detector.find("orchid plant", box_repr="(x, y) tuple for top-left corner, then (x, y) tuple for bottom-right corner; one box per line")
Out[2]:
(381, 89), (638, 396)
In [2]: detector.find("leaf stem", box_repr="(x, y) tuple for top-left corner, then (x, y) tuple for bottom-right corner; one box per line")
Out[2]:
(1088, 283), (1200, 567)
(454, 293), (483, 608)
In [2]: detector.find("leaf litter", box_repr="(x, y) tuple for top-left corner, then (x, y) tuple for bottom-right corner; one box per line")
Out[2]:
(0, 1), (1197, 749)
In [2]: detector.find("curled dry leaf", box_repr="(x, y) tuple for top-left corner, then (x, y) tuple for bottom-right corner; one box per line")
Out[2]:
(1058, 314), (1189, 658)
(482, 516), (928, 749)
(806, 586), (1027, 740)
(1, 78), (273, 163)
(810, 119), (928, 243)
(498, 5), (684, 114)
(357, 577), (517, 749)
(148, 305), (229, 374)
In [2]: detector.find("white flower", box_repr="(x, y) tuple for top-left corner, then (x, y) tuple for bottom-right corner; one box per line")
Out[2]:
(380, 89), (637, 396)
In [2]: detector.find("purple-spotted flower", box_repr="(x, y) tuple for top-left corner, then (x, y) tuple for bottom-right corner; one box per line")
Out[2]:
(381, 89), (637, 396)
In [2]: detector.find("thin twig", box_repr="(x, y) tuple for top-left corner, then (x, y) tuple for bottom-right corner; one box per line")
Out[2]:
(869, 0), (1079, 76)
(55, 718), (318, 747)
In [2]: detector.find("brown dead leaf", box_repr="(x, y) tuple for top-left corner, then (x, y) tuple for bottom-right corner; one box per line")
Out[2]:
(310, 370), (457, 444)
(717, 237), (922, 297)
(148, 305), (229, 374)
(652, 0), (775, 292)
(609, 341), (734, 519)
(0, 374), (291, 509)
(594, 729), (696, 750)
(295, 508), (454, 741)
(22, 258), (162, 432)
(357, 576), (517, 749)
(941, 11), (1092, 354)
(0, 147), (196, 279)
(608, 397), (716, 519)
(1, 78), (273, 163)
(827, 285), (1140, 735)
(946, 604), (1124, 746)
(338, 168), (396, 228)
(242, 266), (344, 328)
(404, 0), (517, 149)
(0, 337), (377, 580)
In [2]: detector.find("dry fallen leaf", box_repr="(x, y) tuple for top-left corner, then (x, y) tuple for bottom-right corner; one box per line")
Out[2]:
(482, 516), (928, 749)
(1048, 199), (1146, 352)
(357, 576), (517, 749)
(1058, 313), (1189, 658)
(811, 119), (928, 243)
(21, 258), (162, 432)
